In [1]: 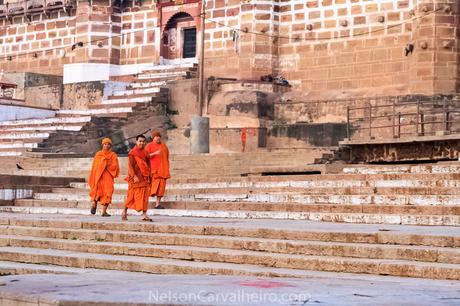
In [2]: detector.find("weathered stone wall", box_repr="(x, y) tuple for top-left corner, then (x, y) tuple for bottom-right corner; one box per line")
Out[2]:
(210, 127), (265, 153)
(62, 81), (105, 109)
(6, 73), (63, 109)
(268, 123), (348, 149)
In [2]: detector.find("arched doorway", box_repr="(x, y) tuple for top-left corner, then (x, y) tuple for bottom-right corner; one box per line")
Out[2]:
(161, 12), (197, 60)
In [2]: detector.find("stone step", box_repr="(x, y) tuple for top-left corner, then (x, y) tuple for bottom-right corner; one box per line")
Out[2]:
(129, 75), (185, 84)
(112, 87), (161, 96)
(0, 116), (91, 128)
(0, 246), (370, 279)
(0, 138), (44, 145)
(0, 260), (91, 275)
(13, 199), (460, 216)
(3, 226), (458, 264)
(0, 151), (23, 157)
(128, 81), (166, 89)
(0, 125), (84, 132)
(67, 181), (460, 194)
(137, 71), (187, 80)
(344, 164), (460, 175)
(14, 198), (460, 216)
(0, 238), (457, 279)
(102, 96), (152, 104)
(0, 143), (38, 149)
(140, 66), (194, 74)
(59, 185), (460, 198)
(3, 214), (457, 247)
(56, 108), (132, 117)
(2, 206), (458, 225)
(32, 191), (460, 206)
(0, 132), (49, 139)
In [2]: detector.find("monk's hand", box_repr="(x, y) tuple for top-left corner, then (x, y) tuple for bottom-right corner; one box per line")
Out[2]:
(133, 176), (140, 183)
(150, 150), (161, 157)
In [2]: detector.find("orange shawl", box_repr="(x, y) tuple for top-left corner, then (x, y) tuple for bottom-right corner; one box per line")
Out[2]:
(145, 141), (170, 179)
(88, 150), (119, 198)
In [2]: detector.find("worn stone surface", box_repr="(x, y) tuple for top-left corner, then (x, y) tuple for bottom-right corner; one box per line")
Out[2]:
(0, 272), (459, 305)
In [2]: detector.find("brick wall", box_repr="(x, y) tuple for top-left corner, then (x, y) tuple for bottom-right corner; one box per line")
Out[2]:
(120, 0), (159, 65)
(203, 0), (278, 79)
(0, 8), (76, 75)
(0, 0), (458, 101)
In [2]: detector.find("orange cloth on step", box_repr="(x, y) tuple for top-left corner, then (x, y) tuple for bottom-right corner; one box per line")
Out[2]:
(145, 141), (170, 196)
(88, 150), (120, 205)
(124, 146), (151, 212)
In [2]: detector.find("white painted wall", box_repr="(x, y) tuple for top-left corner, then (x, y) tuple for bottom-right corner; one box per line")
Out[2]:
(63, 63), (158, 84)
(63, 62), (196, 84)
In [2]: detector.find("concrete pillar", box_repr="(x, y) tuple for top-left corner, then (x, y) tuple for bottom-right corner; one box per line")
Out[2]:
(190, 116), (209, 154)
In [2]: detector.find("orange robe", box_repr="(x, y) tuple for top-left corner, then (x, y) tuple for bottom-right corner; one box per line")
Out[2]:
(145, 142), (170, 197)
(88, 150), (120, 205)
(124, 146), (150, 212)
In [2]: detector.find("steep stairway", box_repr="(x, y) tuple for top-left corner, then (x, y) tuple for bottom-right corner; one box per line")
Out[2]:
(0, 64), (196, 156)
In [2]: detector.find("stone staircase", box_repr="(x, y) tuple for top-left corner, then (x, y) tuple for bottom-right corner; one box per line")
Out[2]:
(4, 161), (458, 226)
(0, 64), (195, 156)
(0, 160), (458, 280)
(0, 214), (457, 280)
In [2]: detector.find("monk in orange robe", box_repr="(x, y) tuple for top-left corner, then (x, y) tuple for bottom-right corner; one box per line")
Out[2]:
(145, 131), (170, 209)
(88, 138), (120, 217)
(122, 134), (152, 221)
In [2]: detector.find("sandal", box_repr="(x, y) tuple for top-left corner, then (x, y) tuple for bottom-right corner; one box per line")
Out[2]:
(90, 202), (97, 215)
(121, 211), (128, 221)
(102, 212), (111, 217)
(142, 216), (153, 222)
(154, 205), (165, 209)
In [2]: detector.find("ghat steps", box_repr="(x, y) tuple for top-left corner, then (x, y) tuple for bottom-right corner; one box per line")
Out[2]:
(0, 214), (457, 280)
(2, 161), (460, 226)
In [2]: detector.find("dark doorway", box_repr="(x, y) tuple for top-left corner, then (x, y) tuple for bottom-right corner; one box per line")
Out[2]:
(183, 28), (196, 58)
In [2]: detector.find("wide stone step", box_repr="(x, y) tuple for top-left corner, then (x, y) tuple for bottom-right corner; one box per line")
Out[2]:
(32, 191), (460, 206)
(344, 164), (460, 175)
(13, 199), (460, 216)
(2, 206), (458, 225)
(0, 237), (458, 279)
(0, 246), (368, 279)
(66, 182), (460, 195)
(0, 260), (92, 275)
(3, 214), (457, 247)
(3, 226), (458, 264)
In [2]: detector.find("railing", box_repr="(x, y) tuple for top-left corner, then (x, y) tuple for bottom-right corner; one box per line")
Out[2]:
(0, 0), (75, 18)
(346, 98), (460, 141)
